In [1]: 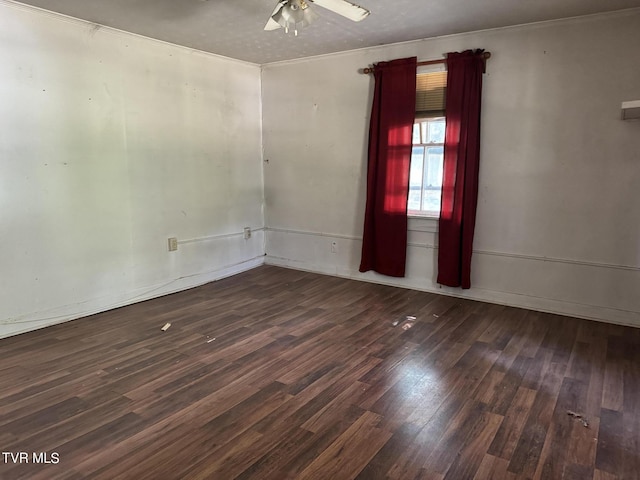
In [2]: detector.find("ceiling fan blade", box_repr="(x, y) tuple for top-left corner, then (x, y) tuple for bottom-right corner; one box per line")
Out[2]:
(264, 0), (287, 30)
(264, 17), (282, 30)
(309, 0), (370, 22)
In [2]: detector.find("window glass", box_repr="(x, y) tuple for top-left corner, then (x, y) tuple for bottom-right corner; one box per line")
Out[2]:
(408, 118), (445, 217)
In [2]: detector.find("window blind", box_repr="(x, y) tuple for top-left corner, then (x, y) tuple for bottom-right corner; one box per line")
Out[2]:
(416, 71), (447, 118)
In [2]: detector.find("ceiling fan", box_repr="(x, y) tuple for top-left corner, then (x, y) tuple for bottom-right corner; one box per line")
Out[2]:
(264, 0), (370, 36)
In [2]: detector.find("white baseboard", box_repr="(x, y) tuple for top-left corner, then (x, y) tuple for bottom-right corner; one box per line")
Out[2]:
(265, 255), (640, 328)
(0, 256), (264, 339)
(265, 227), (640, 329)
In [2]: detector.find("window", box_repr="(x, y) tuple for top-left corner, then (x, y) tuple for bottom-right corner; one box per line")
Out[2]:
(408, 118), (445, 216)
(409, 70), (447, 217)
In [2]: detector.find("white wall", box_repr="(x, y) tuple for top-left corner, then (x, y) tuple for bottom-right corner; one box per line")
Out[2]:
(0, 2), (264, 338)
(262, 10), (640, 327)
(2, 4), (639, 339)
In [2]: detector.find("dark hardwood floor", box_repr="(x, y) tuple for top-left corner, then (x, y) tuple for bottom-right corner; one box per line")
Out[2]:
(1, 265), (639, 479)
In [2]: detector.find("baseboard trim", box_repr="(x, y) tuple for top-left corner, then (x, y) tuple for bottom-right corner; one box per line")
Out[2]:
(265, 255), (640, 329)
(0, 255), (265, 339)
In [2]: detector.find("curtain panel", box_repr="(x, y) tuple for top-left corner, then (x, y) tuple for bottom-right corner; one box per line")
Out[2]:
(437, 49), (486, 289)
(359, 57), (417, 277)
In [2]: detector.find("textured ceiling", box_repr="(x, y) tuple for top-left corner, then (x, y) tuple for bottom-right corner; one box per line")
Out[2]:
(14, 0), (640, 64)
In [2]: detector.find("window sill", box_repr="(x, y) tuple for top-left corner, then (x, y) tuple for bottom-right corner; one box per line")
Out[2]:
(408, 215), (439, 233)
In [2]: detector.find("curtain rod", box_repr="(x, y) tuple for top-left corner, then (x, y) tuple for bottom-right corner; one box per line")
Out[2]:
(360, 52), (491, 74)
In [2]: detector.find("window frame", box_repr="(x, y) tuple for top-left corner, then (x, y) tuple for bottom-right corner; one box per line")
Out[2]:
(407, 116), (445, 219)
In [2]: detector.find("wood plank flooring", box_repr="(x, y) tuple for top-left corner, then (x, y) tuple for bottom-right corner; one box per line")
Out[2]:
(1, 265), (639, 479)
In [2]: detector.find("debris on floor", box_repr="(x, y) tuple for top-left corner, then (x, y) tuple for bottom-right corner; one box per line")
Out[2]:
(206, 338), (216, 343)
(402, 316), (416, 330)
(161, 323), (171, 331)
(393, 315), (416, 329)
(433, 314), (440, 318)
(567, 410), (589, 428)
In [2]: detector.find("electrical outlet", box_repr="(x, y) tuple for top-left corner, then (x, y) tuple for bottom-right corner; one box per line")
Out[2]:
(243, 227), (251, 239)
(168, 237), (178, 251)
(331, 241), (338, 254)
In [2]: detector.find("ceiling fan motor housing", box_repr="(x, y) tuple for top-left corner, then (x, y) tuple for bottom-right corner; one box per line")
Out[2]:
(282, 0), (307, 24)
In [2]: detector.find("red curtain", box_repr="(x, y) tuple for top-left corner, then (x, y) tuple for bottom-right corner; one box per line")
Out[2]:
(437, 50), (486, 289)
(359, 57), (417, 277)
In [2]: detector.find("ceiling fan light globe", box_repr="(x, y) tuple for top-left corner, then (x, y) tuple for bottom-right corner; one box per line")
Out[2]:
(272, 0), (317, 33)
